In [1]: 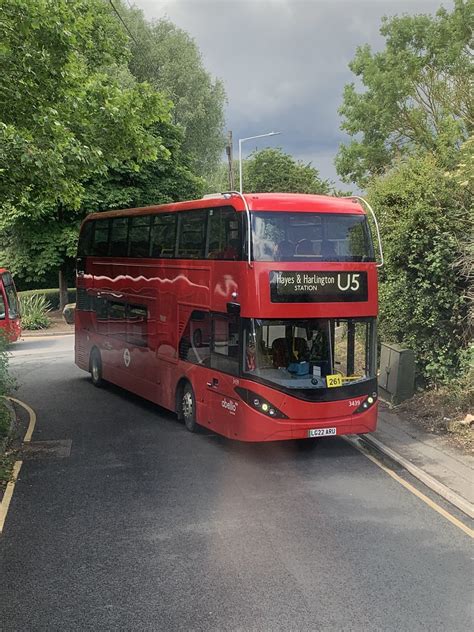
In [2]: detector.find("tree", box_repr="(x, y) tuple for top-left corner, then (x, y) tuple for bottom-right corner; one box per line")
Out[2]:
(336, 0), (473, 186)
(205, 148), (333, 195)
(243, 148), (332, 194)
(368, 154), (469, 384)
(208, 148), (333, 194)
(0, 0), (171, 305)
(115, 3), (227, 176)
(82, 121), (206, 213)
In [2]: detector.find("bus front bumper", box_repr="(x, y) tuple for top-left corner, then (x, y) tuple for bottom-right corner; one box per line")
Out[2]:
(229, 404), (378, 442)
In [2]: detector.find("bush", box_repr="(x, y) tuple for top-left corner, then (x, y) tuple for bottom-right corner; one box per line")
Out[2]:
(368, 154), (470, 385)
(18, 288), (76, 311)
(19, 294), (52, 330)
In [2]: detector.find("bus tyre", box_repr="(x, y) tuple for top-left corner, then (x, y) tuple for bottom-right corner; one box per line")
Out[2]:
(90, 349), (103, 387)
(181, 383), (197, 433)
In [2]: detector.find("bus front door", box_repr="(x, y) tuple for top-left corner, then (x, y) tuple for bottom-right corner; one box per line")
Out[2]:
(205, 313), (241, 438)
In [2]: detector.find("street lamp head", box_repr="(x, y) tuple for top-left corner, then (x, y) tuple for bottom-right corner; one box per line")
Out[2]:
(240, 131), (281, 144)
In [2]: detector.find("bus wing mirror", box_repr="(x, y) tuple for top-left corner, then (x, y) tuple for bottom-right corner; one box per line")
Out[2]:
(226, 302), (241, 315)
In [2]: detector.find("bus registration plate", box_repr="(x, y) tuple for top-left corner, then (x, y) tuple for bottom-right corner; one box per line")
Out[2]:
(308, 428), (337, 438)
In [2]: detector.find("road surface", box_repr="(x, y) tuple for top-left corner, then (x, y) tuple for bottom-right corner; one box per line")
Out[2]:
(1, 335), (472, 631)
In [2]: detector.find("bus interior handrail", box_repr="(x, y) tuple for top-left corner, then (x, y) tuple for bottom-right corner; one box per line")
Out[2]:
(344, 196), (384, 267)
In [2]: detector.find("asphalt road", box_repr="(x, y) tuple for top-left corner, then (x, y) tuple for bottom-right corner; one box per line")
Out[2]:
(1, 336), (472, 631)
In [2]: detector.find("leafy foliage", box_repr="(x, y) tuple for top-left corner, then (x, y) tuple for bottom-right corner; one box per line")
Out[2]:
(368, 154), (470, 384)
(81, 121), (206, 214)
(115, 3), (227, 175)
(244, 148), (332, 194)
(447, 135), (474, 324)
(18, 288), (76, 311)
(336, 0), (473, 186)
(19, 294), (52, 330)
(208, 148), (332, 195)
(0, 0), (172, 283)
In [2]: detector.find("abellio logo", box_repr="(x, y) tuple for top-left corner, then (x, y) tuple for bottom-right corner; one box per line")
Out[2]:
(221, 398), (238, 415)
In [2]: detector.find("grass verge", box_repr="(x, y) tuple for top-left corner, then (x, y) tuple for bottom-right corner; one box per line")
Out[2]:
(0, 399), (15, 490)
(0, 335), (16, 490)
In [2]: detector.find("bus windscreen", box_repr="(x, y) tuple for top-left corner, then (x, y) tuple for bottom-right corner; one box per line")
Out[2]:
(244, 317), (376, 391)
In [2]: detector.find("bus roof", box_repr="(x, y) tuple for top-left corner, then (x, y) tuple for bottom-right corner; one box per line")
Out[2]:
(84, 193), (365, 222)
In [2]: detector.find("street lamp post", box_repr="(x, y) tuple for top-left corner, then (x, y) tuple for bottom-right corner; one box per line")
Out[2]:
(238, 131), (281, 194)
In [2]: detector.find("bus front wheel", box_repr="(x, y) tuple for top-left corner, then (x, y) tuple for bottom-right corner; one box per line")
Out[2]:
(90, 349), (103, 387)
(181, 383), (197, 433)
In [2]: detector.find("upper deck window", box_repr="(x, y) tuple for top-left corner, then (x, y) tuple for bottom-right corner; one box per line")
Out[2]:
(92, 219), (110, 257)
(110, 217), (129, 257)
(77, 205), (242, 261)
(77, 221), (93, 256)
(177, 211), (208, 259)
(129, 215), (152, 258)
(151, 213), (176, 258)
(208, 207), (241, 260)
(251, 212), (375, 262)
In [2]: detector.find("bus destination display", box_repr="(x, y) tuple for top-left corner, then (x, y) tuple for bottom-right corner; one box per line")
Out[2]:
(270, 271), (368, 303)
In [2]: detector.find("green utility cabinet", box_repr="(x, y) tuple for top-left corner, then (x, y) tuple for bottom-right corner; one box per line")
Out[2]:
(379, 342), (415, 405)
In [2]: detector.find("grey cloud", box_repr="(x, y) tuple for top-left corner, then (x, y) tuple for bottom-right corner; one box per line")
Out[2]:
(134, 0), (453, 186)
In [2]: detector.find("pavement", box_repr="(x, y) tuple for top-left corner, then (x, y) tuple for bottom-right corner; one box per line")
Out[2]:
(363, 404), (474, 517)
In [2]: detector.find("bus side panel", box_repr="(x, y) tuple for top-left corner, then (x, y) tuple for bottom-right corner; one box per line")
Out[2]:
(74, 319), (91, 371)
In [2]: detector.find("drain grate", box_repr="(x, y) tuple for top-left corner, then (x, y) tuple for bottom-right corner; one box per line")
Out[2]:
(21, 440), (72, 459)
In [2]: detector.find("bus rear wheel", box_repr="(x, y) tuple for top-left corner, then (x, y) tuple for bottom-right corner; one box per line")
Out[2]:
(181, 383), (197, 433)
(90, 349), (103, 387)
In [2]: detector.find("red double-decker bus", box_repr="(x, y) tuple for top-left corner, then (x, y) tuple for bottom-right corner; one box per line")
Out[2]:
(0, 269), (21, 343)
(75, 193), (382, 442)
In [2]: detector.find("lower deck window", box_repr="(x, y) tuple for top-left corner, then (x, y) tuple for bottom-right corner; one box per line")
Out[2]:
(94, 297), (148, 347)
(179, 311), (239, 376)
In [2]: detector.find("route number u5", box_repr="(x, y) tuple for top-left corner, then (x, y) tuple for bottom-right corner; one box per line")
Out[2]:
(337, 273), (360, 292)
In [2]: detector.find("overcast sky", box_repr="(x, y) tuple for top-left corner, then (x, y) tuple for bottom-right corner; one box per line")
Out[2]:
(133, 0), (452, 187)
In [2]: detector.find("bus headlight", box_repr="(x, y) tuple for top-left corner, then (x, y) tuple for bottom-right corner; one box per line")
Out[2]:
(235, 388), (288, 419)
(353, 393), (378, 415)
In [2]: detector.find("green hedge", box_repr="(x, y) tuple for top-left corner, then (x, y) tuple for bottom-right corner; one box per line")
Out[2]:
(368, 154), (469, 385)
(17, 288), (76, 311)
